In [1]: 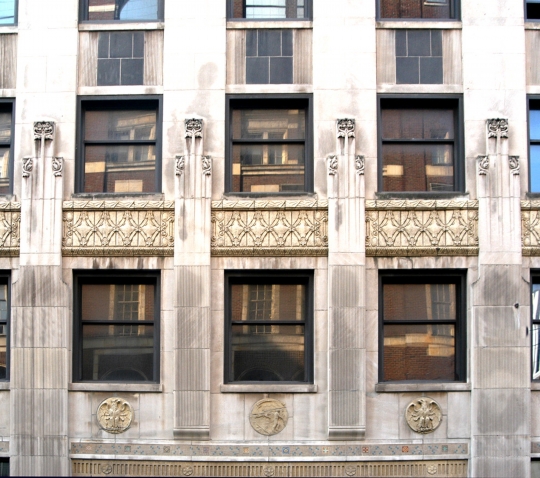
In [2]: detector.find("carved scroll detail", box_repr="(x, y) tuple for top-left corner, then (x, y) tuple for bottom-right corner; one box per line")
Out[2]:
(478, 155), (489, 176)
(202, 155), (212, 176)
(509, 155), (520, 175)
(33, 121), (55, 141)
(337, 118), (355, 138)
(175, 155), (185, 176)
(22, 157), (33, 178)
(487, 118), (508, 138)
(355, 155), (365, 175)
(327, 155), (338, 176)
(52, 157), (63, 177)
(185, 118), (203, 139)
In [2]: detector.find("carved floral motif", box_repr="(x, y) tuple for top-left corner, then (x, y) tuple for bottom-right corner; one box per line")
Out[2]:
(487, 118), (508, 138)
(405, 398), (443, 434)
(97, 397), (133, 434)
(185, 118), (203, 139)
(249, 399), (288, 436)
(0, 203), (21, 256)
(509, 155), (520, 175)
(477, 155), (489, 176)
(175, 155), (185, 176)
(520, 201), (540, 255)
(22, 157), (33, 178)
(202, 155), (212, 176)
(52, 157), (63, 177)
(33, 121), (55, 141)
(327, 155), (338, 176)
(355, 155), (365, 175)
(337, 118), (355, 138)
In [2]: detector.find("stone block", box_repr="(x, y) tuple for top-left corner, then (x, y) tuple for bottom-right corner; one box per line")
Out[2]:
(176, 349), (209, 391)
(474, 264), (527, 307)
(448, 392), (471, 439)
(474, 347), (529, 389)
(365, 393), (399, 440)
(329, 349), (363, 390)
(177, 307), (210, 349)
(209, 393), (245, 441)
(474, 306), (528, 347)
(139, 392), (174, 439)
(68, 392), (92, 438)
(329, 391), (362, 427)
(330, 265), (363, 308)
(314, 310), (328, 352)
(293, 393), (328, 441)
(473, 389), (529, 435)
(472, 456), (529, 478)
(329, 307), (364, 349)
(175, 391), (209, 428)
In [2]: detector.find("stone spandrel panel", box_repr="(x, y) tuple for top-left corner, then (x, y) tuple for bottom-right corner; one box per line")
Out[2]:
(520, 200), (540, 255)
(62, 201), (174, 256)
(0, 202), (20, 256)
(365, 200), (479, 256)
(211, 199), (328, 256)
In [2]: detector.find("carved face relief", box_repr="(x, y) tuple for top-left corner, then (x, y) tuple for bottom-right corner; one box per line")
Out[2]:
(405, 397), (442, 434)
(97, 397), (134, 434)
(249, 398), (288, 436)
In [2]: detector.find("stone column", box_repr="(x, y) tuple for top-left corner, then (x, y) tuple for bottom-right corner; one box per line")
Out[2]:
(173, 119), (212, 440)
(327, 119), (366, 440)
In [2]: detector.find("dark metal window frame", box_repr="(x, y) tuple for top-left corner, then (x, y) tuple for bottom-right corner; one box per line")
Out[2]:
(75, 95), (163, 195)
(225, 94), (313, 196)
(227, 0), (312, 20)
(526, 0), (540, 21)
(377, 94), (465, 197)
(0, 272), (10, 382)
(527, 96), (540, 195)
(224, 270), (314, 384)
(378, 269), (466, 383)
(72, 270), (161, 383)
(0, 99), (15, 196)
(79, 0), (164, 23)
(530, 271), (540, 380)
(376, 0), (460, 21)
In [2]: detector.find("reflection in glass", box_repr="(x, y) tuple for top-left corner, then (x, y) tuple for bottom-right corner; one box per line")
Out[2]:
(0, 0), (15, 25)
(87, 0), (159, 21)
(0, 284), (7, 380)
(0, 113), (11, 142)
(232, 0), (307, 19)
(85, 110), (156, 141)
(379, 0), (452, 19)
(382, 109), (454, 140)
(533, 284), (540, 380)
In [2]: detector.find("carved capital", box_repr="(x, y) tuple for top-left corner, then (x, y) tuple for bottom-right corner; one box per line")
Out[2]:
(509, 155), (520, 175)
(487, 118), (508, 139)
(337, 118), (355, 138)
(185, 118), (203, 139)
(355, 155), (365, 175)
(327, 155), (338, 176)
(175, 155), (185, 176)
(202, 155), (212, 176)
(477, 155), (489, 176)
(52, 157), (63, 177)
(22, 157), (33, 178)
(33, 121), (55, 141)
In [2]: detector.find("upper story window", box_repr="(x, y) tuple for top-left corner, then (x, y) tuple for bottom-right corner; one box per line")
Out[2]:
(378, 96), (463, 194)
(532, 274), (540, 380)
(0, 0), (16, 25)
(0, 274), (10, 381)
(529, 98), (540, 193)
(77, 97), (162, 194)
(226, 95), (313, 195)
(228, 0), (311, 20)
(81, 0), (164, 22)
(0, 101), (14, 195)
(378, 0), (458, 20)
(527, 0), (540, 20)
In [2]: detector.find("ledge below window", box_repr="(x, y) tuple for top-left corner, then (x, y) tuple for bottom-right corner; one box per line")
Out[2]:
(227, 21), (312, 30)
(375, 382), (470, 393)
(376, 21), (461, 29)
(69, 383), (162, 393)
(220, 383), (317, 393)
(529, 382), (540, 391)
(79, 22), (164, 32)
(0, 382), (9, 391)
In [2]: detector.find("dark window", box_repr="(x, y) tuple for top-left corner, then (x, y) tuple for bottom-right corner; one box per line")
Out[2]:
(529, 99), (540, 193)
(77, 97), (162, 194)
(81, 0), (163, 21)
(0, 0), (16, 25)
(0, 458), (8, 477)
(0, 274), (9, 382)
(73, 271), (160, 382)
(395, 30), (443, 84)
(378, 0), (457, 19)
(531, 273), (540, 380)
(378, 96), (463, 193)
(246, 30), (293, 84)
(97, 32), (144, 86)
(225, 271), (313, 383)
(226, 95), (312, 194)
(228, 0), (311, 19)
(527, 1), (540, 20)
(0, 101), (14, 195)
(379, 271), (465, 382)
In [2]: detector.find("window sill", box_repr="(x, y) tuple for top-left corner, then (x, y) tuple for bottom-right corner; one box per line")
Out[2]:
(375, 382), (470, 393)
(222, 192), (317, 200)
(530, 382), (540, 391)
(0, 382), (9, 391)
(69, 383), (162, 392)
(72, 192), (164, 201)
(525, 22), (540, 30)
(220, 383), (317, 393)
(375, 192), (469, 200)
(376, 20), (461, 29)
(227, 20), (312, 29)
(0, 26), (17, 34)
(79, 22), (164, 31)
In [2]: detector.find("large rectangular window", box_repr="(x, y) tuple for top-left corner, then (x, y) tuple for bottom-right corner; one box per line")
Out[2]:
(81, 0), (163, 22)
(225, 271), (313, 383)
(0, 0), (16, 25)
(73, 272), (160, 382)
(0, 274), (9, 382)
(529, 98), (540, 193)
(379, 96), (463, 194)
(226, 95), (312, 194)
(77, 97), (161, 194)
(378, 0), (458, 19)
(0, 101), (14, 195)
(531, 274), (540, 380)
(379, 271), (465, 382)
(228, 0), (311, 20)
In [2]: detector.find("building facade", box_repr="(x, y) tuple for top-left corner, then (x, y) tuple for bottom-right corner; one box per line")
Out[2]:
(0, 0), (538, 476)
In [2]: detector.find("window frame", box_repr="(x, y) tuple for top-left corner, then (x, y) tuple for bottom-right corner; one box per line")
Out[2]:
(528, 96), (540, 195)
(79, 0), (164, 23)
(0, 272), (10, 382)
(376, 0), (460, 21)
(227, 0), (312, 21)
(378, 270), (466, 383)
(224, 270), (314, 385)
(225, 94), (313, 196)
(76, 95), (163, 195)
(525, 0), (540, 21)
(377, 94), (465, 196)
(531, 271), (540, 381)
(72, 270), (161, 384)
(0, 99), (15, 196)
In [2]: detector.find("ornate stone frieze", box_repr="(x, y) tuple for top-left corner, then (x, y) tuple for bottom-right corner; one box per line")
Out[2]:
(212, 199), (327, 209)
(355, 155), (365, 175)
(249, 399), (288, 436)
(0, 202), (21, 256)
(337, 118), (355, 138)
(405, 398), (443, 434)
(520, 200), (540, 255)
(52, 157), (63, 177)
(33, 121), (55, 141)
(366, 200), (478, 256)
(202, 155), (212, 176)
(487, 118), (508, 138)
(211, 201), (328, 256)
(477, 155), (489, 176)
(175, 155), (185, 176)
(97, 398), (133, 434)
(185, 118), (203, 139)
(63, 201), (174, 256)
(22, 156), (33, 178)
(327, 154), (338, 176)
(509, 155), (520, 175)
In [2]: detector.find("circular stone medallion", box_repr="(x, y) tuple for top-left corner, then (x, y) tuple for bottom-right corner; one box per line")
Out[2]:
(97, 397), (134, 434)
(405, 397), (442, 434)
(249, 398), (288, 436)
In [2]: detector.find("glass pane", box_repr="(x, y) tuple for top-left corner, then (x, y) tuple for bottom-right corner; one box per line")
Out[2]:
(0, 148), (10, 195)
(82, 324), (154, 381)
(384, 283), (456, 321)
(0, 113), (11, 143)
(0, 319), (5, 380)
(232, 109), (305, 140)
(383, 324), (455, 380)
(382, 108), (454, 140)
(382, 144), (454, 192)
(88, 0), (159, 21)
(231, 144), (305, 193)
(380, 0), (451, 19)
(0, 0), (15, 25)
(231, 284), (305, 321)
(84, 145), (156, 193)
(232, 325), (305, 381)
(531, 145), (540, 192)
(85, 110), (156, 142)
(533, 324), (540, 380)
(81, 284), (154, 322)
(232, 0), (307, 19)
(531, 110), (540, 140)
(0, 459), (8, 477)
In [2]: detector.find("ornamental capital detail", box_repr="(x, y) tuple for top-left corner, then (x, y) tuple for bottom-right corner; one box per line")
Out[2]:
(202, 155), (212, 176)
(478, 155), (489, 176)
(52, 157), (63, 177)
(327, 155), (338, 176)
(355, 155), (365, 175)
(22, 157), (33, 178)
(509, 155), (520, 175)
(175, 155), (185, 176)
(487, 118), (508, 139)
(405, 397), (442, 434)
(185, 118), (203, 139)
(33, 121), (55, 141)
(337, 118), (355, 138)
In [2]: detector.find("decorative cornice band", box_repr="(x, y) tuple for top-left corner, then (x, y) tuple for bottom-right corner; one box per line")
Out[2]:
(366, 246), (479, 257)
(63, 247), (173, 257)
(366, 199), (477, 210)
(212, 199), (327, 209)
(0, 202), (20, 211)
(63, 201), (174, 210)
(212, 247), (328, 257)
